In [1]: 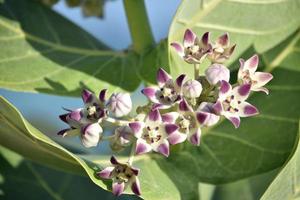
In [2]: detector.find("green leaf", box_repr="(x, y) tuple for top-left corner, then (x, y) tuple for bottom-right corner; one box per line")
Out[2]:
(0, 146), (139, 200)
(0, 96), (181, 200)
(168, 0), (300, 77)
(261, 120), (300, 200)
(0, 0), (140, 96)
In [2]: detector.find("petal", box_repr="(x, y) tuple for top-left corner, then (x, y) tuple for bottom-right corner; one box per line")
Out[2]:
(252, 86), (269, 95)
(157, 140), (170, 157)
(157, 68), (171, 86)
(147, 109), (162, 122)
(112, 181), (125, 196)
(244, 54), (259, 73)
(233, 84), (251, 101)
(131, 177), (141, 196)
(164, 124), (179, 135)
(128, 122), (144, 137)
(252, 72), (273, 88)
(175, 74), (186, 88)
(162, 112), (179, 123)
(131, 167), (140, 176)
(168, 131), (187, 145)
(97, 166), (114, 179)
(110, 156), (119, 165)
(151, 103), (171, 110)
(59, 113), (69, 124)
(178, 99), (193, 112)
(69, 109), (82, 122)
(183, 29), (196, 47)
(57, 128), (71, 137)
(217, 32), (229, 47)
(81, 89), (93, 103)
(238, 102), (259, 117)
(201, 32), (210, 46)
(99, 89), (107, 102)
(136, 139), (152, 155)
(196, 112), (208, 124)
(219, 80), (232, 98)
(225, 115), (240, 128)
(212, 101), (223, 114)
(170, 42), (184, 57)
(188, 128), (201, 146)
(141, 87), (160, 104)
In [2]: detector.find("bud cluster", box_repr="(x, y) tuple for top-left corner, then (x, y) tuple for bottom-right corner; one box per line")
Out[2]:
(57, 29), (273, 196)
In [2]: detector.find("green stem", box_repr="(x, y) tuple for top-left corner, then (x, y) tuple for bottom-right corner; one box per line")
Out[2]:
(194, 64), (200, 79)
(123, 0), (155, 53)
(128, 142), (136, 165)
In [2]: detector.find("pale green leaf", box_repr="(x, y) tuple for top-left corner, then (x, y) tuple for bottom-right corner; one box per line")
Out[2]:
(0, 0), (140, 96)
(261, 120), (300, 200)
(168, 0), (300, 77)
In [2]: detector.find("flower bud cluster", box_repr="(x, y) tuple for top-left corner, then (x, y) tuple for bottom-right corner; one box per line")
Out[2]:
(57, 29), (273, 197)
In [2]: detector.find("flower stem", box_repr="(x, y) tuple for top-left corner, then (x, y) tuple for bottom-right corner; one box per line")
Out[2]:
(128, 141), (136, 165)
(194, 64), (200, 79)
(123, 0), (155, 54)
(102, 135), (115, 141)
(104, 117), (129, 126)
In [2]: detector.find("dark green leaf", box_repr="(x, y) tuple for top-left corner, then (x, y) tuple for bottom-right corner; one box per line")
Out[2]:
(0, 0), (140, 96)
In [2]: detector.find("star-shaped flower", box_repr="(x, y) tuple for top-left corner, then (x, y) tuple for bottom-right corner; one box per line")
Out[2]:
(142, 68), (185, 109)
(171, 29), (212, 64)
(97, 156), (141, 196)
(128, 109), (179, 157)
(238, 54), (273, 94)
(213, 81), (259, 128)
(208, 33), (236, 63)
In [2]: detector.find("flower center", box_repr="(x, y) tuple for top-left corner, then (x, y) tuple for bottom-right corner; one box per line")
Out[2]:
(114, 165), (134, 183)
(222, 95), (241, 113)
(158, 85), (179, 104)
(143, 126), (161, 144)
(177, 114), (195, 133)
(86, 104), (104, 120)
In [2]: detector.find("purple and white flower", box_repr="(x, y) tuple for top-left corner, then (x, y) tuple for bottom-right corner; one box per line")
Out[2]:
(208, 33), (236, 63)
(97, 156), (141, 196)
(205, 63), (230, 85)
(142, 68), (185, 109)
(238, 54), (273, 94)
(171, 29), (212, 64)
(57, 89), (108, 147)
(161, 99), (217, 146)
(107, 92), (132, 117)
(110, 126), (134, 152)
(128, 109), (179, 157)
(213, 81), (259, 128)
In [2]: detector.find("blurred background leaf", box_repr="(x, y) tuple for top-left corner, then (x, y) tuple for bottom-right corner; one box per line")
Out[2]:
(168, 0), (300, 78)
(0, 0), (141, 96)
(261, 120), (300, 200)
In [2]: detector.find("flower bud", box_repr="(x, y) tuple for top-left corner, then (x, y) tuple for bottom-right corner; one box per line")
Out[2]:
(182, 79), (202, 98)
(205, 64), (230, 85)
(81, 123), (102, 147)
(110, 126), (133, 152)
(107, 93), (132, 117)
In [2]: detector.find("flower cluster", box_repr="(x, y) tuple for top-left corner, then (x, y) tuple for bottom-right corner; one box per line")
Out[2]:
(57, 29), (273, 197)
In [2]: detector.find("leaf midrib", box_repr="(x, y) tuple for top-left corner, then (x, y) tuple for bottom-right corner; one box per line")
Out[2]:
(0, 17), (124, 57)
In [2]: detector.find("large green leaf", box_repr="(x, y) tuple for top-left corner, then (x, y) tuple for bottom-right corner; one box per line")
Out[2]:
(261, 120), (300, 200)
(0, 146), (139, 200)
(0, 0), (140, 96)
(0, 96), (181, 200)
(168, 0), (300, 77)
